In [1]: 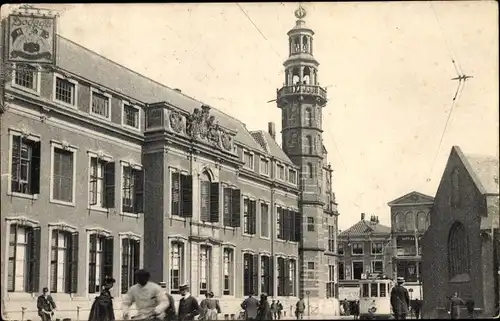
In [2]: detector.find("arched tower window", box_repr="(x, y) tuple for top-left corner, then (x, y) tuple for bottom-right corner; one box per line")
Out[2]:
(303, 67), (311, 85)
(417, 212), (427, 231)
(305, 135), (313, 154)
(292, 67), (300, 85)
(200, 171), (211, 222)
(302, 35), (309, 53)
(307, 163), (313, 178)
(305, 108), (312, 127)
(293, 37), (300, 53)
(405, 212), (415, 231)
(447, 221), (470, 280)
(395, 213), (405, 231)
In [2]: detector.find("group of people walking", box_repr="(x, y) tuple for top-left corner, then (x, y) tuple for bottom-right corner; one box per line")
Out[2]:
(239, 292), (306, 320)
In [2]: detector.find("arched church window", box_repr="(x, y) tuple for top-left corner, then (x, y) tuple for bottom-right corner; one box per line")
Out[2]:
(199, 171), (211, 222)
(417, 212), (427, 231)
(405, 212), (415, 231)
(305, 108), (312, 127)
(451, 167), (460, 207)
(447, 221), (470, 280)
(395, 213), (405, 231)
(307, 163), (313, 178)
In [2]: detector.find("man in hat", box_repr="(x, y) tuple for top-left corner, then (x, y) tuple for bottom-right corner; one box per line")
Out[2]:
(256, 293), (272, 320)
(240, 291), (259, 320)
(177, 284), (199, 321)
(122, 269), (169, 320)
(37, 287), (56, 321)
(390, 277), (410, 320)
(158, 282), (176, 321)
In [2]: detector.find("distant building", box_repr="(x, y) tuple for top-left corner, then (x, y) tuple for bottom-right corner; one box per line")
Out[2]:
(337, 213), (392, 302)
(422, 146), (499, 318)
(387, 191), (434, 300)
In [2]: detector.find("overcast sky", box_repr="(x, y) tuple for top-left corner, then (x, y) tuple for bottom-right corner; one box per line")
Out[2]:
(3, 2), (498, 230)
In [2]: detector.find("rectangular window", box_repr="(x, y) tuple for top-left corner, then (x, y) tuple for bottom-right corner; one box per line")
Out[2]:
(326, 264), (335, 298)
(14, 64), (37, 91)
(260, 255), (272, 295)
(52, 147), (75, 203)
(288, 169), (297, 184)
(243, 152), (254, 169)
(7, 225), (41, 292)
(260, 159), (269, 176)
(170, 172), (194, 218)
(307, 217), (315, 232)
(260, 203), (269, 238)
(277, 164), (285, 180)
(50, 230), (78, 293)
(370, 283), (379, 297)
(11, 135), (41, 195)
(328, 225), (335, 252)
(88, 234), (113, 294)
(362, 283), (369, 297)
(223, 248), (234, 295)
(170, 242), (185, 294)
(123, 103), (140, 129)
(89, 158), (115, 208)
(371, 242), (384, 255)
(121, 238), (140, 294)
(277, 206), (282, 239)
(91, 91), (110, 119)
(199, 245), (211, 295)
(277, 257), (286, 296)
(307, 261), (315, 280)
(55, 77), (76, 105)
(122, 165), (144, 214)
(371, 261), (384, 274)
(338, 262), (345, 280)
(338, 244), (344, 256)
(352, 261), (364, 280)
(221, 188), (241, 227)
(289, 259), (297, 296)
(352, 243), (364, 255)
(380, 283), (387, 297)
(199, 180), (220, 223)
(243, 198), (256, 235)
(243, 253), (258, 296)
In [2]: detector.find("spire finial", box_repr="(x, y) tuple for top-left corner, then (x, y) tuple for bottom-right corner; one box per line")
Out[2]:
(294, 4), (307, 20)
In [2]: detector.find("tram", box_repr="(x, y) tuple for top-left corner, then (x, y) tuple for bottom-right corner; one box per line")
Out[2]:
(359, 274), (394, 320)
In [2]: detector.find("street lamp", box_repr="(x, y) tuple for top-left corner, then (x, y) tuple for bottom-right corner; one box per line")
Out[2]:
(306, 291), (311, 316)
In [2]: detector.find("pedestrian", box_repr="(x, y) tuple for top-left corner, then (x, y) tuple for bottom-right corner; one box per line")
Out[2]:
(240, 291), (259, 320)
(342, 299), (349, 316)
(390, 277), (410, 320)
(89, 276), (116, 321)
(413, 298), (422, 320)
(122, 269), (169, 320)
(158, 282), (177, 321)
(256, 293), (272, 320)
(37, 287), (56, 321)
(199, 291), (220, 320)
(295, 297), (305, 320)
(447, 292), (465, 320)
(177, 284), (200, 321)
(352, 300), (360, 320)
(270, 300), (277, 320)
(276, 301), (283, 320)
(465, 297), (475, 319)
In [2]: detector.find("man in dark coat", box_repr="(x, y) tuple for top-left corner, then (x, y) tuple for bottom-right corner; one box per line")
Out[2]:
(413, 298), (422, 319)
(88, 277), (116, 321)
(448, 292), (465, 320)
(465, 297), (475, 319)
(256, 293), (273, 320)
(390, 277), (410, 320)
(37, 287), (56, 321)
(177, 284), (199, 321)
(241, 291), (259, 320)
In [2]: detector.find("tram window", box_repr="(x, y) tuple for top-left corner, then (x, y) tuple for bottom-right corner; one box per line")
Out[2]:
(362, 284), (369, 297)
(370, 283), (378, 297)
(380, 283), (387, 297)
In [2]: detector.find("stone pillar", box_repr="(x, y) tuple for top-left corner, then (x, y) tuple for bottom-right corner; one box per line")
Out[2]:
(191, 242), (199, 295)
(212, 245), (221, 296)
(300, 66), (304, 84)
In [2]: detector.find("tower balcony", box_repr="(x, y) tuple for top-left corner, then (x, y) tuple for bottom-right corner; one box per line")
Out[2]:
(277, 84), (327, 106)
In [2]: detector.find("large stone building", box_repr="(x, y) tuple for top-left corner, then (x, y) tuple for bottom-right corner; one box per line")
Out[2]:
(422, 146), (499, 318)
(337, 213), (392, 303)
(387, 191), (433, 300)
(0, 6), (339, 320)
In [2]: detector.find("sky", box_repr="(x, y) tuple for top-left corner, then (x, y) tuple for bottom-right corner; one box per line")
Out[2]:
(2, 2), (498, 230)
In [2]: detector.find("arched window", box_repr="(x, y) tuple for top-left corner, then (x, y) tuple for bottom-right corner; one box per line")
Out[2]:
(306, 135), (313, 154)
(293, 37), (301, 53)
(417, 212), (427, 231)
(302, 35), (309, 52)
(292, 67), (300, 85)
(200, 171), (211, 222)
(447, 221), (470, 279)
(305, 108), (312, 126)
(395, 213), (405, 231)
(303, 67), (311, 85)
(307, 163), (314, 178)
(405, 212), (415, 231)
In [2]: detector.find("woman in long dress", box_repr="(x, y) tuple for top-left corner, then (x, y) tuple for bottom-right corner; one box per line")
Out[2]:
(199, 292), (221, 320)
(88, 277), (116, 321)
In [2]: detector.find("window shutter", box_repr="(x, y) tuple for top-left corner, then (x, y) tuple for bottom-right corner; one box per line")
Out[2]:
(104, 237), (114, 279)
(69, 232), (79, 293)
(252, 254), (259, 295)
(28, 227), (41, 293)
(171, 173), (181, 216)
(31, 141), (41, 194)
(278, 207), (284, 240)
(181, 175), (193, 217)
(209, 182), (220, 223)
(289, 211), (296, 242)
(250, 200), (256, 234)
(284, 209), (290, 241)
(89, 234), (97, 293)
(223, 187), (232, 226)
(133, 169), (144, 213)
(11, 136), (21, 193)
(104, 162), (115, 208)
(121, 239), (129, 294)
(294, 212), (302, 242)
(231, 189), (241, 227)
(133, 240), (140, 282)
(268, 257), (274, 296)
(285, 259), (291, 296)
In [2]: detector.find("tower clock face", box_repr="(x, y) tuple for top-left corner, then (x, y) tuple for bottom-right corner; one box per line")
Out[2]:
(288, 131), (298, 148)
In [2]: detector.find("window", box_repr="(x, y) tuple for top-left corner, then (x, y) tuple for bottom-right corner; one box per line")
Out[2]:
(54, 77), (76, 105)
(307, 217), (315, 232)
(380, 283), (387, 297)
(260, 255), (273, 296)
(307, 163), (314, 179)
(89, 157), (115, 209)
(277, 257), (286, 296)
(277, 164), (285, 180)
(289, 259), (297, 296)
(170, 241), (185, 294)
(304, 135), (313, 154)
(13, 64), (38, 91)
(222, 187), (241, 227)
(91, 91), (111, 119)
(260, 159), (269, 176)
(395, 213), (405, 231)
(223, 248), (234, 295)
(338, 261), (345, 280)
(122, 165), (144, 214)
(352, 261), (364, 280)
(243, 152), (254, 169)
(328, 226), (335, 252)
(260, 203), (269, 238)
(362, 283), (369, 297)
(10, 134), (40, 195)
(305, 108), (312, 127)
(326, 264), (335, 298)
(121, 238), (140, 294)
(288, 169), (297, 184)
(278, 208), (299, 242)
(352, 242), (364, 255)
(123, 103), (140, 129)
(370, 283), (378, 297)
(397, 260), (418, 282)
(417, 212), (427, 231)
(199, 245), (211, 295)
(243, 253), (258, 296)
(371, 261), (384, 274)
(88, 234), (114, 294)
(50, 230), (78, 293)
(7, 224), (40, 292)
(307, 261), (315, 280)
(199, 172), (220, 223)
(171, 172), (193, 218)
(371, 242), (383, 255)
(448, 221), (470, 280)
(337, 244), (344, 256)
(51, 146), (75, 204)
(405, 212), (415, 231)
(243, 198), (256, 235)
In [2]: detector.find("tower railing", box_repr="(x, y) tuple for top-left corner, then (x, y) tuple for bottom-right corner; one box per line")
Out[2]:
(277, 84), (327, 101)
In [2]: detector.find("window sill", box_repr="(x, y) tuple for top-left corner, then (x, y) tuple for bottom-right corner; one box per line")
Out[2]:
(242, 233), (257, 238)
(121, 212), (141, 218)
(53, 98), (76, 109)
(7, 191), (39, 200)
(222, 225), (235, 231)
(11, 84), (40, 96)
(351, 254), (364, 256)
(170, 215), (187, 222)
(122, 123), (141, 132)
(5, 292), (37, 300)
(259, 236), (271, 240)
(49, 199), (76, 207)
(88, 206), (110, 213)
(89, 112), (111, 122)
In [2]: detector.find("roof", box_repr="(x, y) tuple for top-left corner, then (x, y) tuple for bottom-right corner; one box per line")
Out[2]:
(339, 219), (391, 238)
(463, 153), (499, 195)
(387, 191), (434, 206)
(249, 131), (294, 164)
(55, 35), (267, 153)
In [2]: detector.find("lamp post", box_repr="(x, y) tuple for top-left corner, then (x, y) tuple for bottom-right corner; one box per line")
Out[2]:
(306, 290), (311, 316)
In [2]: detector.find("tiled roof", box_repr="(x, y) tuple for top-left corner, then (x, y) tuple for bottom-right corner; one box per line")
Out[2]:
(55, 36), (265, 153)
(249, 131), (294, 165)
(339, 220), (391, 238)
(464, 153), (499, 195)
(250, 131), (269, 152)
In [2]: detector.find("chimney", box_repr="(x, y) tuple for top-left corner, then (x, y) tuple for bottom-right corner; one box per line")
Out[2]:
(361, 213), (365, 220)
(376, 216), (380, 223)
(268, 122), (276, 140)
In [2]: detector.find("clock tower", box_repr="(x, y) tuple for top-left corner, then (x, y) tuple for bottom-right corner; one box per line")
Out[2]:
(277, 5), (330, 298)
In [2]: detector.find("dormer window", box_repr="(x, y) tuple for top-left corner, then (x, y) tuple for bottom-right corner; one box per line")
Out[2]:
(288, 169), (297, 184)
(122, 102), (140, 129)
(243, 151), (254, 170)
(277, 164), (285, 180)
(12, 64), (39, 93)
(260, 158), (269, 176)
(91, 90), (111, 120)
(54, 76), (77, 106)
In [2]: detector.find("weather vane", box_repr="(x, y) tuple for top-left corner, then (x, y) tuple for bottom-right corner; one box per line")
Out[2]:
(294, 4), (307, 20)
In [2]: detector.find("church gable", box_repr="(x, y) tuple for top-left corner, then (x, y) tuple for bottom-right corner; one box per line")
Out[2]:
(387, 191), (434, 206)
